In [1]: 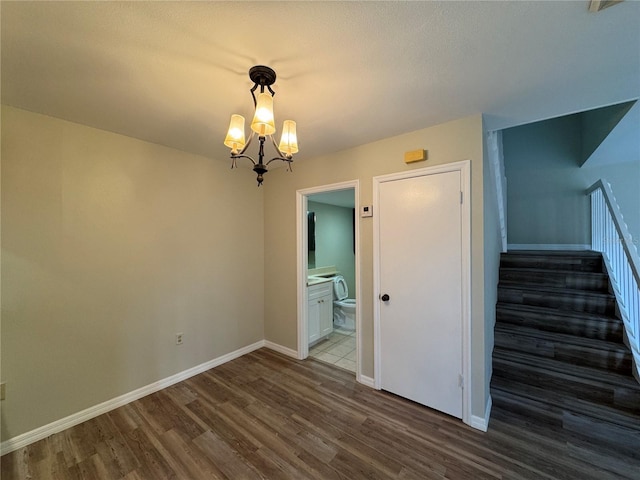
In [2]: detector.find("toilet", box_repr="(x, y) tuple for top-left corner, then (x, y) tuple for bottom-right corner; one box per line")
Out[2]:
(332, 275), (356, 330)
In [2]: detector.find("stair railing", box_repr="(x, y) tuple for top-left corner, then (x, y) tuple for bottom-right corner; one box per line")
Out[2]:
(587, 179), (640, 376)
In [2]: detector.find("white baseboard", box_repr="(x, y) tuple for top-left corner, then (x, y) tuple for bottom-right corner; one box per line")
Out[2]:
(263, 341), (298, 359)
(0, 340), (264, 455)
(357, 374), (375, 388)
(507, 244), (591, 251)
(469, 395), (492, 432)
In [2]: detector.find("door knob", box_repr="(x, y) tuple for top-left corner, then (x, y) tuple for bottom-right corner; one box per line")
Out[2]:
(380, 294), (390, 302)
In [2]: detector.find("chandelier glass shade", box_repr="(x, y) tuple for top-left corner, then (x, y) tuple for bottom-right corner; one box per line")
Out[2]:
(251, 92), (276, 136)
(223, 114), (246, 153)
(224, 65), (298, 186)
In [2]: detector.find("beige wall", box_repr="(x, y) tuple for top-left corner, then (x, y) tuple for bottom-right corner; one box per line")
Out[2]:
(263, 114), (490, 418)
(1, 108), (493, 441)
(1, 106), (265, 441)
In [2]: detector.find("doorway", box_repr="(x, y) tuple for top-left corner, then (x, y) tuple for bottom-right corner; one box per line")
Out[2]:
(373, 161), (471, 423)
(296, 181), (360, 378)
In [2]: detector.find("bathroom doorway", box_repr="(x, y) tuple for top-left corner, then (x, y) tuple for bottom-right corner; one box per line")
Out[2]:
(296, 181), (360, 377)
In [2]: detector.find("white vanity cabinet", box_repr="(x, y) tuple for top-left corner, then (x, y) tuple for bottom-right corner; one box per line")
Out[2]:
(308, 280), (333, 344)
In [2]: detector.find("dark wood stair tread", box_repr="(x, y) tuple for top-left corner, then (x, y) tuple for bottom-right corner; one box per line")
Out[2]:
(499, 267), (610, 291)
(498, 282), (615, 300)
(493, 249), (640, 455)
(500, 254), (604, 273)
(490, 388), (640, 468)
(496, 303), (623, 341)
(488, 410), (640, 479)
(500, 266), (609, 277)
(493, 347), (640, 391)
(498, 283), (617, 315)
(502, 250), (602, 256)
(495, 323), (631, 355)
(491, 376), (640, 429)
(497, 302), (620, 324)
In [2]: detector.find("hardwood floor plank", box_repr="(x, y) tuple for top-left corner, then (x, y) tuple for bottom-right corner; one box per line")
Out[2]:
(186, 399), (262, 460)
(156, 390), (208, 440)
(3, 348), (639, 479)
(106, 403), (145, 436)
(252, 445), (319, 480)
(296, 430), (338, 464)
(121, 471), (145, 480)
(191, 430), (263, 480)
(121, 426), (178, 479)
(92, 437), (137, 479)
(74, 453), (112, 480)
(160, 428), (227, 480)
(291, 412), (405, 478)
(327, 449), (398, 480)
(217, 399), (339, 480)
(291, 449), (345, 480)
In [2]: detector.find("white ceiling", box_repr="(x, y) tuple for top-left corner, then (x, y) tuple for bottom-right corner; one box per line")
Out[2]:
(2, 1), (639, 164)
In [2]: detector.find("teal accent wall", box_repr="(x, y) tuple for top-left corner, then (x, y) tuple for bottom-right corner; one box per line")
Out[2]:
(503, 114), (640, 247)
(307, 201), (356, 298)
(580, 101), (635, 166)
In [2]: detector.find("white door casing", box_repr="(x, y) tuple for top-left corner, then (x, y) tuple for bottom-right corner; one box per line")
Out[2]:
(296, 181), (363, 380)
(373, 161), (471, 425)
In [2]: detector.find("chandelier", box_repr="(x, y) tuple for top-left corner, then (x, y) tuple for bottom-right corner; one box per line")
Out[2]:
(223, 65), (299, 186)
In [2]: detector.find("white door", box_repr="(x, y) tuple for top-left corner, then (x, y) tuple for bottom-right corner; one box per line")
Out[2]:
(378, 169), (463, 418)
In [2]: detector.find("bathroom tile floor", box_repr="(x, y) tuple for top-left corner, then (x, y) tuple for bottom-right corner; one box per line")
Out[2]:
(309, 326), (356, 373)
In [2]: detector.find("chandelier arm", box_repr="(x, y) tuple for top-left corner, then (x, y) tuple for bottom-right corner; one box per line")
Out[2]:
(230, 154), (257, 167)
(265, 157), (294, 173)
(265, 156), (293, 167)
(250, 83), (259, 107)
(236, 130), (256, 156)
(268, 134), (289, 159)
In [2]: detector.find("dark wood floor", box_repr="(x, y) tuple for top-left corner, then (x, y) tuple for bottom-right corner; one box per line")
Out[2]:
(2, 348), (639, 479)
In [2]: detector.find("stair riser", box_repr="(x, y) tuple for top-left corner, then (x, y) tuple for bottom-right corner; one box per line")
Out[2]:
(496, 307), (624, 343)
(500, 270), (609, 292)
(498, 287), (616, 315)
(492, 360), (640, 415)
(494, 331), (633, 375)
(500, 255), (603, 273)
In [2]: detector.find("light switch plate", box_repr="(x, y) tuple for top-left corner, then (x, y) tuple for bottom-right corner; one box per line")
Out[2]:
(361, 205), (373, 217)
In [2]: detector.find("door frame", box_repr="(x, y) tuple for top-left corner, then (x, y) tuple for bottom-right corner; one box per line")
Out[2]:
(373, 160), (471, 426)
(296, 180), (361, 376)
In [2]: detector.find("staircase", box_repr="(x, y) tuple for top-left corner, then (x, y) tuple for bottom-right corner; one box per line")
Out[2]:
(492, 250), (640, 464)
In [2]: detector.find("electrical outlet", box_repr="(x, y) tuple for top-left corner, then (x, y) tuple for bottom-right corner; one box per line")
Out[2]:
(1, 382), (6, 401)
(176, 333), (184, 345)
